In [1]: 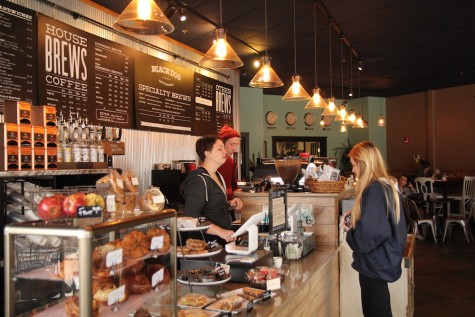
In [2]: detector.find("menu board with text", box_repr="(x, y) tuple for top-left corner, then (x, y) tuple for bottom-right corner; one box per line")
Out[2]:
(192, 73), (233, 135)
(0, 2), (37, 108)
(134, 51), (194, 134)
(37, 14), (134, 128)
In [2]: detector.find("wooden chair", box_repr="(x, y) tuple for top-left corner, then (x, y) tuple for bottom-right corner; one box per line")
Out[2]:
(404, 197), (437, 242)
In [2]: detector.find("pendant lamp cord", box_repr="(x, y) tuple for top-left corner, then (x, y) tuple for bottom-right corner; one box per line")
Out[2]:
(313, 1), (317, 86)
(350, 51), (353, 97)
(293, 0), (297, 74)
(329, 20), (333, 97)
(265, 0), (268, 56)
(341, 37), (344, 100)
(219, 0), (223, 28)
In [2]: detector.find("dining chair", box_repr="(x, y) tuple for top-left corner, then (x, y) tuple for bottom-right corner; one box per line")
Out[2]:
(447, 176), (475, 213)
(414, 177), (444, 217)
(404, 197), (437, 242)
(442, 199), (474, 243)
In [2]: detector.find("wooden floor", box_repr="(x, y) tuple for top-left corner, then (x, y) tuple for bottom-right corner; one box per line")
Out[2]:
(414, 223), (475, 317)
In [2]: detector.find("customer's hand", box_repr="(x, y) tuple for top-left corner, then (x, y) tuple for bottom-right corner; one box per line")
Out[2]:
(341, 210), (352, 232)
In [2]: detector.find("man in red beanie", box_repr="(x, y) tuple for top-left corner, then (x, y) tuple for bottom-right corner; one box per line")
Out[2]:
(218, 125), (243, 220)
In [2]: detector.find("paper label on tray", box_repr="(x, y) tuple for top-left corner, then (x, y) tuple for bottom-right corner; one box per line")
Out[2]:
(152, 268), (164, 287)
(131, 177), (139, 185)
(106, 249), (123, 267)
(152, 195), (165, 204)
(151, 236), (164, 250)
(266, 277), (281, 291)
(107, 285), (125, 306)
(106, 195), (116, 212)
(262, 290), (272, 301)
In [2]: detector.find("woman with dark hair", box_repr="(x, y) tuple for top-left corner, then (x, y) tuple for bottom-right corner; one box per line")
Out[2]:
(182, 135), (236, 246)
(342, 141), (407, 317)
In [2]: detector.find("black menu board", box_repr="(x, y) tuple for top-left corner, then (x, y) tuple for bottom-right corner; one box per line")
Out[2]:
(37, 14), (134, 128)
(134, 51), (194, 134)
(0, 2), (37, 107)
(192, 73), (234, 135)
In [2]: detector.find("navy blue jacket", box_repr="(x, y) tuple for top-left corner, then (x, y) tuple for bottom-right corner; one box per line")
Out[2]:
(346, 181), (407, 282)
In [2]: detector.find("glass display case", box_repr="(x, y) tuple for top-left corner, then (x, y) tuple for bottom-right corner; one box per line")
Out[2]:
(4, 210), (177, 317)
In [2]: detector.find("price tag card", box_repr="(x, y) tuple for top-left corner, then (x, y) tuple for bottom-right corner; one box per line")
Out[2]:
(77, 206), (102, 218)
(106, 249), (123, 267)
(151, 236), (164, 250)
(131, 177), (139, 185)
(209, 240), (219, 249)
(106, 195), (116, 212)
(152, 268), (164, 288)
(262, 290), (272, 301)
(198, 216), (207, 223)
(266, 277), (281, 291)
(216, 263), (230, 275)
(107, 285), (125, 306)
(220, 312), (232, 317)
(152, 195), (165, 204)
(246, 300), (254, 312)
(116, 178), (124, 189)
(73, 274), (80, 290)
(215, 264), (226, 278)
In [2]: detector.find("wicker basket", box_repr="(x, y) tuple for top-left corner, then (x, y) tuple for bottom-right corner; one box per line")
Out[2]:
(306, 177), (346, 193)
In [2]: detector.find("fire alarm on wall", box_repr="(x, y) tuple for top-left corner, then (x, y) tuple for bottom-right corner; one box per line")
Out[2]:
(404, 137), (410, 143)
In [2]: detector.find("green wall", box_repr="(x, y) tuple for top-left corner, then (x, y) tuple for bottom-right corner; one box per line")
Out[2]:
(239, 87), (387, 171)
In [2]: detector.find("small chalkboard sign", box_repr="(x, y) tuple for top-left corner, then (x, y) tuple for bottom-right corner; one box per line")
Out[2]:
(77, 206), (103, 218)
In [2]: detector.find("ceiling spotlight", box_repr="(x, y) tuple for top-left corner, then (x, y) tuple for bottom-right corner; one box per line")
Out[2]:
(253, 58), (261, 68)
(348, 88), (353, 97)
(358, 60), (363, 71)
(179, 8), (186, 21)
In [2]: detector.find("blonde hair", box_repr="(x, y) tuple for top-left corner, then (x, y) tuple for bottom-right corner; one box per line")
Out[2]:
(349, 141), (401, 227)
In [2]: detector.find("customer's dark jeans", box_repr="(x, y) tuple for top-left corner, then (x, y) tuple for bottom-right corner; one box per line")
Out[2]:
(359, 273), (392, 317)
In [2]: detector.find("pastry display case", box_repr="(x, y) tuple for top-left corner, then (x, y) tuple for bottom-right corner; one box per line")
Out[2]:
(4, 210), (177, 317)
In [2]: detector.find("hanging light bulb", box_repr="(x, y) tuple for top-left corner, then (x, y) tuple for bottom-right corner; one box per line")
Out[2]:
(340, 121), (347, 132)
(347, 109), (356, 123)
(335, 104), (348, 121)
(378, 115), (385, 126)
(113, 0), (175, 35)
(200, 0), (243, 69)
(282, 0), (310, 101)
(320, 115), (325, 126)
(322, 97), (339, 116)
(305, 88), (328, 109)
(305, 1), (326, 109)
(250, 0), (283, 88)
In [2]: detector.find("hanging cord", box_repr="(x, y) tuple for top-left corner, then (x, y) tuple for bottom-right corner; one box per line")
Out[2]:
(293, 0), (297, 74)
(313, 0), (317, 86)
(329, 20), (333, 97)
(219, 0), (223, 28)
(350, 51), (353, 98)
(265, 0), (268, 56)
(340, 37), (344, 100)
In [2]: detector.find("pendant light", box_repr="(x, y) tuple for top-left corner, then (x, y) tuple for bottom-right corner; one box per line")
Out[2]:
(377, 98), (385, 126)
(335, 37), (348, 122)
(282, 0), (311, 101)
(346, 53), (356, 124)
(249, 0), (283, 88)
(200, 0), (243, 69)
(352, 67), (368, 128)
(322, 22), (338, 115)
(305, 1), (327, 109)
(113, 0), (174, 35)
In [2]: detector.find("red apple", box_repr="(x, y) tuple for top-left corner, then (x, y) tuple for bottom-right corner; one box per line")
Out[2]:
(37, 196), (64, 220)
(62, 192), (87, 218)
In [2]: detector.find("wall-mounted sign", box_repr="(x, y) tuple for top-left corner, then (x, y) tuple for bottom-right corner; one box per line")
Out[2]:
(134, 51), (194, 134)
(0, 2), (37, 108)
(37, 14), (134, 128)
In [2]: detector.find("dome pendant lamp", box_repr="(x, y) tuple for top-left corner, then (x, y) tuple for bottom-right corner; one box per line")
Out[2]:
(200, 0), (243, 69)
(322, 22), (338, 115)
(113, 0), (174, 35)
(283, 0), (311, 101)
(305, 1), (327, 109)
(249, 0), (283, 88)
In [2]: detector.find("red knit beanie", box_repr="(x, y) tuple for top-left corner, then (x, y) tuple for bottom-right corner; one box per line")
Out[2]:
(219, 125), (240, 141)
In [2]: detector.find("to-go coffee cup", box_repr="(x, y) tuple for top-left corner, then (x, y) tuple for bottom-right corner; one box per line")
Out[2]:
(273, 256), (283, 268)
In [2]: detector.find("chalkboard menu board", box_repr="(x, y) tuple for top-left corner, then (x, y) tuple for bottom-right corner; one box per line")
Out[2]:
(37, 14), (134, 128)
(134, 51), (194, 134)
(0, 2), (37, 108)
(193, 73), (233, 135)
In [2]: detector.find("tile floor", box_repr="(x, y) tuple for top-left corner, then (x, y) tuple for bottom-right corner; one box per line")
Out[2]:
(414, 223), (475, 317)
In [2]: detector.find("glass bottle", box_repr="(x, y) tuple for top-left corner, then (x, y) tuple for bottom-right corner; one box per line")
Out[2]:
(97, 128), (105, 162)
(89, 129), (98, 162)
(63, 128), (72, 163)
(72, 127), (81, 163)
(80, 128), (89, 162)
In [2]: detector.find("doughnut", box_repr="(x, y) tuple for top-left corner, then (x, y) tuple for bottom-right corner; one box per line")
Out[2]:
(185, 238), (208, 251)
(123, 273), (152, 294)
(121, 231), (150, 259)
(146, 227), (171, 253)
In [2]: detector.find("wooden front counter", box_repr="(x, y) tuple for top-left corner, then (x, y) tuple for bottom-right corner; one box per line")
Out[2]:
(235, 191), (340, 246)
(180, 245), (340, 317)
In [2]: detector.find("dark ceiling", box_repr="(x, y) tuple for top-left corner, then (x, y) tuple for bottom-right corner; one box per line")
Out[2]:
(90, 0), (475, 99)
